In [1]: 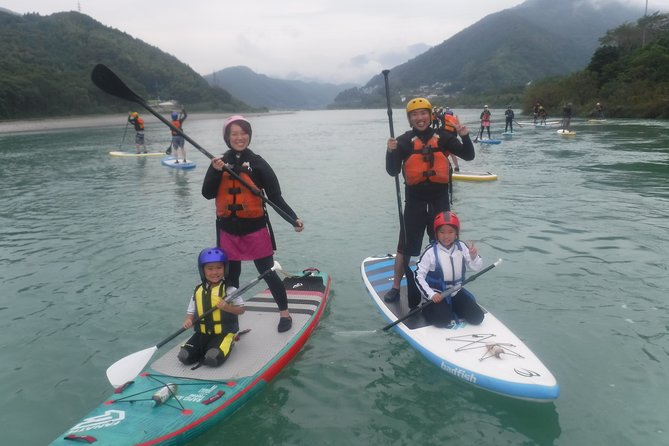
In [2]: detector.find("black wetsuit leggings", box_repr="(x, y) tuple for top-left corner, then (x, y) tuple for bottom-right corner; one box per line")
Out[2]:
(227, 255), (288, 311)
(423, 289), (484, 328)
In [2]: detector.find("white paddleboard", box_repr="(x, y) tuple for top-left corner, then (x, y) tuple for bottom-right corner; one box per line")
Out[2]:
(361, 255), (559, 402)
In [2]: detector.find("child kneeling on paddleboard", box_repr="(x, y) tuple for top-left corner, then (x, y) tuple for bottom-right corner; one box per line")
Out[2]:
(414, 211), (485, 328)
(178, 247), (245, 367)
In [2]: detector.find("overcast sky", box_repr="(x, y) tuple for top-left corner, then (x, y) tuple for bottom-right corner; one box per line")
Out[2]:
(2, 0), (655, 84)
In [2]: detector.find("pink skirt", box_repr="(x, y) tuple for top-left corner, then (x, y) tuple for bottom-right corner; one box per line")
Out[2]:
(218, 227), (273, 261)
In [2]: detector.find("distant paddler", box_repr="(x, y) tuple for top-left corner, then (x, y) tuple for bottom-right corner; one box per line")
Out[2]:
(127, 111), (146, 153)
(479, 105), (492, 140)
(562, 103), (573, 130)
(170, 108), (188, 163)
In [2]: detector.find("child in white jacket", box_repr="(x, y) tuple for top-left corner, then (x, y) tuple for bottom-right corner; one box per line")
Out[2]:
(414, 211), (485, 327)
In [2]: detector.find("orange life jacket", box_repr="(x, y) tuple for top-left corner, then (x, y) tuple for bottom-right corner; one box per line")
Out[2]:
(442, 115), (459, 133)
(136, 118), (144, 131)
(215, 170), (264, 219)
(171, 120), (181, 136)
(402, 134), (450, 185)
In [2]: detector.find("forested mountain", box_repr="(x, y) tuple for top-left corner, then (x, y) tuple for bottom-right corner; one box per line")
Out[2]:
(205, 66), (353, 110)
(0, 11), (251, 119)
(523, 12), (669, 118)
(332, 0), (643, 108)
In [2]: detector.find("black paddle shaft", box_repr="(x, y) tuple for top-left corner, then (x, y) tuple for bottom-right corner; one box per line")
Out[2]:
(90, 64), (299, 228)
(382, 69), (407, 246)
(382, 70), (395, 139)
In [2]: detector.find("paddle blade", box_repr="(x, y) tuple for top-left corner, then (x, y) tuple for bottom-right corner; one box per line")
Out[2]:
(106, 346), (157, 388)
(91, 64), (141, 103)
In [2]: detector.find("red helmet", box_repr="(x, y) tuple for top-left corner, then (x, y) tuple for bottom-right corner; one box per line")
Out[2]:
(434, 211), (460, 234)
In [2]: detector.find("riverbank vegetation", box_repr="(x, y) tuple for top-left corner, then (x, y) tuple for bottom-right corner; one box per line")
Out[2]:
(522, 12), (669, 118)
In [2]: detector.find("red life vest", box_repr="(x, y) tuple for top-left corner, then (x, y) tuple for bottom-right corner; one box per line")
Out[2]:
(171, 120), (181, 136)
(128, 117), (144, 132)
(215, 170), (264, 219)
(402, 134), (450, 185)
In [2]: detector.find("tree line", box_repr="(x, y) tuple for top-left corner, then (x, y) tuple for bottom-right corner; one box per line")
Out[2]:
(0, 11), (251, 120)
(522, 13), (669, 119)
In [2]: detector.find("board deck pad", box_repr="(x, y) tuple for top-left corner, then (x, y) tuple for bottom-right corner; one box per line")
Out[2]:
(362, 255), (429, 330)
(152, 275), (326, 380)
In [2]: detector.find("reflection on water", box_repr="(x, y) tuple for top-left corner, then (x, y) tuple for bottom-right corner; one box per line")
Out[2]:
(1, 112), (668, 445)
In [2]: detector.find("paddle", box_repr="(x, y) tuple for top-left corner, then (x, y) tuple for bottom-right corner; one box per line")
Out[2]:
(382, 69), (417, 301)
(513, 119), (523, 128)
(90, 64), (299, 228)
(119, 120), (129, 150)
(105, 261), (282, 388)
(381, 258), (502, 331)
(381, 70), (404, 239)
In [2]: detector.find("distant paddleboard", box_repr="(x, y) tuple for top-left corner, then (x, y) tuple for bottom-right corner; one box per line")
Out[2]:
(452, 171), (498, 182)
(109, 151), (163, 157)
(478, 139), (502, 145)
(161, 156), (196, 169)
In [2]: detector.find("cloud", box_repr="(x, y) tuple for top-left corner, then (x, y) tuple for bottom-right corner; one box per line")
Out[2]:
(2, 0), (655, 85)
(336, 43), (431, 83)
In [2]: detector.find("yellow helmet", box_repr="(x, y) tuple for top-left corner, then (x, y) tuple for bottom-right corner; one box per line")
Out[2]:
(131, 112), (139, 118)
(406, 97), (432, 114)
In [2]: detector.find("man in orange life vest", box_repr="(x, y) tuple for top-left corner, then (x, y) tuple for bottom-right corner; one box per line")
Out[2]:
(385, 97), (475, 308)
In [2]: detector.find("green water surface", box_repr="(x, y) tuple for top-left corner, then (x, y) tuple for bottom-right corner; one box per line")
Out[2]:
(1, 110), (668, 445)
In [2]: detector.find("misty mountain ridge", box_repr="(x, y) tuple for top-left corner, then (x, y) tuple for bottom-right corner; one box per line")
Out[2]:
(332, 0), (644, 108)
(205, 66), (354, 110)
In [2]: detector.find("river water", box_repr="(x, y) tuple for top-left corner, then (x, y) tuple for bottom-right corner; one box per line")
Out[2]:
(1, 110), (668, 445)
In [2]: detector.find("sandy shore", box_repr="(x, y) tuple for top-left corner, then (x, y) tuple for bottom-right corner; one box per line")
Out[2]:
(0, 112), (284, 134)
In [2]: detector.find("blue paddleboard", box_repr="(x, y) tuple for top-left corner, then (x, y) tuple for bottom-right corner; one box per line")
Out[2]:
(161, 156), (196, 169)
